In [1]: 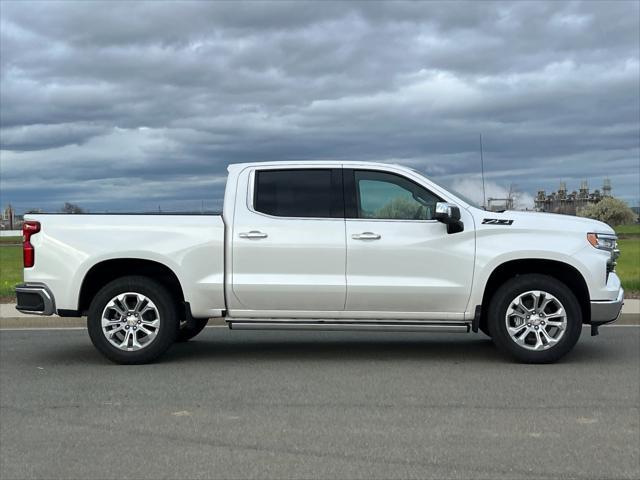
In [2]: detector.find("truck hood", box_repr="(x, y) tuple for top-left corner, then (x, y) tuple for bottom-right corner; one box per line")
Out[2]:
(470, 208), (615, 235)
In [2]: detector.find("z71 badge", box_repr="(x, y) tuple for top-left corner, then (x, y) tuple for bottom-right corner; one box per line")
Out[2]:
(482, 218), (514, 225)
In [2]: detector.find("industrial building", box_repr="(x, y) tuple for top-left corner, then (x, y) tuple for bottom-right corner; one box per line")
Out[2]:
(534, 179), (612, 215)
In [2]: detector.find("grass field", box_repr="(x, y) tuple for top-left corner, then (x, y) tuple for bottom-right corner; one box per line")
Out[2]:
(616, 221), (640, 295)
(0, 229), (638, 302)
(615, 224), (640, 236)
(0, 236), (22, 244)
(617, 239), (640, 292)
(0, 241), (22, 299)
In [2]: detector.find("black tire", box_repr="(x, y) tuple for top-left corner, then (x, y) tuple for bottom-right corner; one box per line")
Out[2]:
(479, 324), (491, 337)
(488, 274), (582, 364)
(87, 276), (179, 364)
(176, 318), (209, 342)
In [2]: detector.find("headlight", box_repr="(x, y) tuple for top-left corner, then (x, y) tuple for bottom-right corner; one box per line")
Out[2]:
(587, 233), (618, 251)
(587, 233), (620, 275)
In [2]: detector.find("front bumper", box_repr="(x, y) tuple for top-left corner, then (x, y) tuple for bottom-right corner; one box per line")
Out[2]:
(15, 283), (56, 315)
(589, 288), (624, 335)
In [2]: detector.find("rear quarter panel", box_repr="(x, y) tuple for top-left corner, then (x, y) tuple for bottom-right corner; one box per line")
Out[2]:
(24, 214), (225, 317)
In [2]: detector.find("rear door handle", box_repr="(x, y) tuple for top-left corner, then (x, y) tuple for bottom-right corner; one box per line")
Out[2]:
(239, 231), (268, 239)
(352, 232), (381, 240)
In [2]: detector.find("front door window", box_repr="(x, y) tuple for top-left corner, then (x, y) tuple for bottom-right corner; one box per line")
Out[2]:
(354, 170), (440, 220)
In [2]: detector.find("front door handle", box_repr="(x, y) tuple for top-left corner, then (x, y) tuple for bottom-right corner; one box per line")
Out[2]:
(239, 231), (268, 239)
(352, 232), (381, 240)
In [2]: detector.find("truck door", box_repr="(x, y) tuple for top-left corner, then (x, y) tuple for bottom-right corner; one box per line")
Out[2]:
(343, 168), (475, 317)
(229, 167), (346, 314)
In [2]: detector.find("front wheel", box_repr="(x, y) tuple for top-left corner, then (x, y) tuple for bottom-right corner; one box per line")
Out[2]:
(488, 274), (582, 363)
(87, 276), (179, 364)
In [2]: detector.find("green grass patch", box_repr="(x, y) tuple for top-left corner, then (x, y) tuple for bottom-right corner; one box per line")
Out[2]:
(615, 224), (640, 237)
(0, 245), (22, 299)
(617, 238), (640, 293)
(613, 225), (639, 293)
(0, 236), (21, 244)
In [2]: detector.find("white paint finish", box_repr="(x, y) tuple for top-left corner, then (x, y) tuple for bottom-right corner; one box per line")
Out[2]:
(20, 160), (624, 327)
(227, 164), (347, 312)
(0, 230), (21, 237)
(223, 161), (477, 318)
(345, 218), (475, 313)
(465, 207), (620, 313)
(23, 214), (225, 317)
(229, 227), (347, 311)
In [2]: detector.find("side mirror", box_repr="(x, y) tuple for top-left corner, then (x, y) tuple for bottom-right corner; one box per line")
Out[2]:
(434, 202), (460, 223)
(434, 202), (464, 234)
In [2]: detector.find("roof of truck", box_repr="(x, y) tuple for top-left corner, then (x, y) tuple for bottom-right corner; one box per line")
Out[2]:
(227, 160), (406, 173)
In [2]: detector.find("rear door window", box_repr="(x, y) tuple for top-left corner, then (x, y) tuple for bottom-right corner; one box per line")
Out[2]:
(254, 169), (343, 218)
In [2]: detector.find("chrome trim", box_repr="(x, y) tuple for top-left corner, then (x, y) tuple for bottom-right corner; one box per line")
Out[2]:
(595, 233), (618, 240)
(352, 232), (381, 240)
(435, 202), (458, 218)
(238, 231), (268, 239)
(228, 320), (470, 333)
(15, 283), (56, 315)
(591, 288), (624, 323)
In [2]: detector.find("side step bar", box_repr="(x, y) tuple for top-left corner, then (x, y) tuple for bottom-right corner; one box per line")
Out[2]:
(227, 320), (470, 333)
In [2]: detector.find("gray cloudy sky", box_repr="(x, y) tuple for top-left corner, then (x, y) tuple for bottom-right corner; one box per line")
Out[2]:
(1, 0), (639, 213)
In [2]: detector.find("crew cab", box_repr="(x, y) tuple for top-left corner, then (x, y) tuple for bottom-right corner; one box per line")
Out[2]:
(16, 161), (624, 364)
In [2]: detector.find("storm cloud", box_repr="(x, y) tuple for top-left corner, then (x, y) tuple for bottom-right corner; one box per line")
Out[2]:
(1, 0), (638, 213)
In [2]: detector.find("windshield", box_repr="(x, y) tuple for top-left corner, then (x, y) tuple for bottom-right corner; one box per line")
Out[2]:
(407, 167), (484, 209)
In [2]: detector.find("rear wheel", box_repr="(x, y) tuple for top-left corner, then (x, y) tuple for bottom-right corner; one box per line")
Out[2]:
(488, 274), (582, 363)
(87, 276), (178, 364)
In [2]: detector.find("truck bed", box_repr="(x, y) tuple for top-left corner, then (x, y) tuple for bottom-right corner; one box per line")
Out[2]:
(23, 214), (226, 318)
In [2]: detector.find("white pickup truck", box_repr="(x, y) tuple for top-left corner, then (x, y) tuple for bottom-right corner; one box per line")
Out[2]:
(16, 161), (624, 364)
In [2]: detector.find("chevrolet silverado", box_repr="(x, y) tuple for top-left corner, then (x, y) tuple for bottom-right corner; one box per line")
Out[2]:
(16, 161), (624, 364)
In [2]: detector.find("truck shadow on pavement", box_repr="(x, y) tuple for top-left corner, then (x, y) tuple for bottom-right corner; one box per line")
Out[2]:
(37, 334), (503, 365)
(165, 329), (618, 365)
(31, 329), (619, 365)
(167, 336), (503, 364)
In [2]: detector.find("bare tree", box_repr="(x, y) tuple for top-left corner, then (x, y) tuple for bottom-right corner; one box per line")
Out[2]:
(61, 202), (85, 214)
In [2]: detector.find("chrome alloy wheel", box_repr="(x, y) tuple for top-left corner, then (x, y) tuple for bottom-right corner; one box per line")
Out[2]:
(101, 292), (161, 351)
(505, 290), (567, 351)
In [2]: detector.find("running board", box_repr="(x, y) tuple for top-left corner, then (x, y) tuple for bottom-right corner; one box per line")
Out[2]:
(227, 320), (470, 333)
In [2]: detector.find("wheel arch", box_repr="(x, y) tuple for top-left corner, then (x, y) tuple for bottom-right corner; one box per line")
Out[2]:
(479, 258), (590, 333)
(78, 258), (185, 315)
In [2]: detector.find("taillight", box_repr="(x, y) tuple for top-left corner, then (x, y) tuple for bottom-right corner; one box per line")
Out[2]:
(23, 221), (40, 268)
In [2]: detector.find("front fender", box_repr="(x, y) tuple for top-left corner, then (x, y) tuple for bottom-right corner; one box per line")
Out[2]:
(466, 229), (593, 316)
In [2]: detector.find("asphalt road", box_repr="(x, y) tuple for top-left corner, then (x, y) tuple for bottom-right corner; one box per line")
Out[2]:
(1, 327), (638, 480)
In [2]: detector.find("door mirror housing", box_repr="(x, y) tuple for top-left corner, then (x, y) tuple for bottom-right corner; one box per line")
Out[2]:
(434, 202), (464, 234)
(434, 202), (460, 223)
